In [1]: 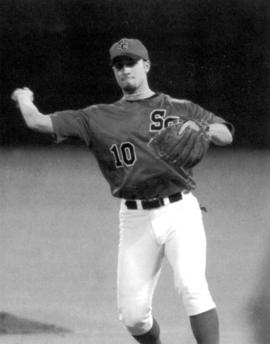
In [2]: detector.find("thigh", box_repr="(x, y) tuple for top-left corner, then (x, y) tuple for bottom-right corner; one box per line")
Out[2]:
(117, 203), (164, 306)
(165, 193), (207, 287)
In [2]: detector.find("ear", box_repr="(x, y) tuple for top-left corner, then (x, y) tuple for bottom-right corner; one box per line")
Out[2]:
(143, 60), (151, 73)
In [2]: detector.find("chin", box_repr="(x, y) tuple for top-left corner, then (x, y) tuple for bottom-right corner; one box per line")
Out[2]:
(123, 84), (137, 94)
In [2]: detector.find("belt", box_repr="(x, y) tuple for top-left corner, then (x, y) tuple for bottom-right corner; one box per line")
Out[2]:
(125, 192), (182, 210)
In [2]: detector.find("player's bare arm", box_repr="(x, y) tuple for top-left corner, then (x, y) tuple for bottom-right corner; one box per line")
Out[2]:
(11, 87), (53, 134)
(209, 123), (233, 146)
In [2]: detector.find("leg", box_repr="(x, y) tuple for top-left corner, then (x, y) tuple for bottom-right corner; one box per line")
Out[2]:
(117, 202), (164, 343)
(165, 193), (219, 344)
(190, 309), (219, 344)
(132, 318), (162, 344)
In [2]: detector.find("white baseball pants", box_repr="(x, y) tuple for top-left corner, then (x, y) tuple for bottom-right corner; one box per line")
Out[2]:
(117, 192), (216, 335)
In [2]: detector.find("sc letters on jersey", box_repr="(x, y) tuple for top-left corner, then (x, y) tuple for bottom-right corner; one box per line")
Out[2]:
(149, 109), (182, 132)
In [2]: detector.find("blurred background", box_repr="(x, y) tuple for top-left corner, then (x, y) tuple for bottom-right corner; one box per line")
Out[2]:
(0, 1), (270, 343)
(0, 0), (269, 148)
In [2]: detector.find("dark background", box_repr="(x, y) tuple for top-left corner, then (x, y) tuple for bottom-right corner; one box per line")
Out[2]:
(0, 0), (269, 147)
(1, 2), (270, 342)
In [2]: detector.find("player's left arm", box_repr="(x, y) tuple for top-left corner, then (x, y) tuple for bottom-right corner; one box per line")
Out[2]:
(208, 123), (233, 146)
(184, 101), (234, 146)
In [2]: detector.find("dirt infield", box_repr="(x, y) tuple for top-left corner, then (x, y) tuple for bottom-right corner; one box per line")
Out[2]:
(0, 312), (70, 335)
(1, 146), (269, 343)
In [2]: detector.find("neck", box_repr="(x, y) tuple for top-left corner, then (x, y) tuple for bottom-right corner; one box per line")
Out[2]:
(123, 87), (155, 101)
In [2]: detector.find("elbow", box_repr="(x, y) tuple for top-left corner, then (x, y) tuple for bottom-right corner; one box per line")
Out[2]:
(212, 132), (233, 146)
(209, 123), (234, 146)
(227, 132), (233, 145)
(224, 130), (234, 145)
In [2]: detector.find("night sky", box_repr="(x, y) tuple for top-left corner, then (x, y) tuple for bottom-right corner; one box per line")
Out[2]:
(1, 0), (269, 147)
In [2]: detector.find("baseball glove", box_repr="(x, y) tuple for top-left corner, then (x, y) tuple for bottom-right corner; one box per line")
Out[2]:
(148, 120), (211, 170)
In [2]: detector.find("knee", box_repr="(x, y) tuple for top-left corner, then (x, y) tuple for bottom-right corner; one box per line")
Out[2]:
(180, 280), (216, 316)
(118, 304), (153, 335)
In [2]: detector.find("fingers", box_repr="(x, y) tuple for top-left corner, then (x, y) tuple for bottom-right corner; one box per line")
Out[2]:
(179, 120), (200, 135)
(11, 87), (34, 103)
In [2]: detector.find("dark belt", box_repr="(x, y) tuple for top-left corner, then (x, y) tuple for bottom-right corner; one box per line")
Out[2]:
(125, 192), (182, 210)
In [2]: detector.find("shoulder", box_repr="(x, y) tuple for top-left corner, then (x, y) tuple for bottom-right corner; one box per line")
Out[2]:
(165, 95), (210, 113)
(166, 95), (191, 105)
(50, 101), (124, 124)
(161, 94), (217, 121)
(161, 93), (192, 107)
(83, 100), (124, 113)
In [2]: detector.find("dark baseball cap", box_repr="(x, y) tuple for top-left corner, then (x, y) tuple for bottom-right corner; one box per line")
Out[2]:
(109, 38), (149, 62)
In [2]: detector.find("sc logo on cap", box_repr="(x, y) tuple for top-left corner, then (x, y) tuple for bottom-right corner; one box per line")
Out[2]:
(117, 39), (129, 51)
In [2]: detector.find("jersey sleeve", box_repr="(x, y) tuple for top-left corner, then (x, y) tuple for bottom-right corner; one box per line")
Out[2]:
(185, 101), (235, 135)
(50, 108), (94, 146)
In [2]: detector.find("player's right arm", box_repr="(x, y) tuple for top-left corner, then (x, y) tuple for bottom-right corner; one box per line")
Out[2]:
(11, 87), (53, 134)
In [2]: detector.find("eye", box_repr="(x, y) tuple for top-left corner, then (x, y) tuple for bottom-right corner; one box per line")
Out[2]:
(113, 59), (137, 70)
(114, 62), (123, 70)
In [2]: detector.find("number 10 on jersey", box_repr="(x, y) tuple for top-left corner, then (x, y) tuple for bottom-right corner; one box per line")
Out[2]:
(110, 142), (137, 168)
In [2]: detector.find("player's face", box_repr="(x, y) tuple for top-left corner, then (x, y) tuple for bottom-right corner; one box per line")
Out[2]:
(112, 57), (150, 94)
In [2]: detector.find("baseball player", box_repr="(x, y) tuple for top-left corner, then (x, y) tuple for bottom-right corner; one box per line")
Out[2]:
(11, 38), (233, 344)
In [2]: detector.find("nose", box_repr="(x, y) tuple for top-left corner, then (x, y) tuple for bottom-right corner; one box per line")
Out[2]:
(121, 65), (131, 73)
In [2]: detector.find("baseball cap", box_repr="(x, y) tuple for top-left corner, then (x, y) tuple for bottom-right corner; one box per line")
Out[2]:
(109, 38), (149, 62)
